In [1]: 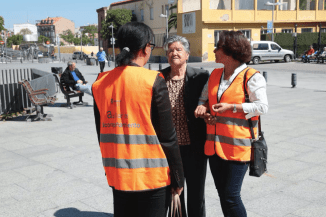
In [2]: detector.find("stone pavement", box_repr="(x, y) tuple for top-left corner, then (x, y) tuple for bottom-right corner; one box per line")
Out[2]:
(1, 61), (326, 217)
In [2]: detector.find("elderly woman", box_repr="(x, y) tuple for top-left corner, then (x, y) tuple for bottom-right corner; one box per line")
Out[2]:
(159, 35), (209, 217)
(195, 31), (268, 217)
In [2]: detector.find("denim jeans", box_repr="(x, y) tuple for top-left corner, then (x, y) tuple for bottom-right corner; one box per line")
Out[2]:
(209, 154), (249, 217)
(75, 83), (92, 96)
(113, 186), (170, 217)
(179, 145), (208, 217)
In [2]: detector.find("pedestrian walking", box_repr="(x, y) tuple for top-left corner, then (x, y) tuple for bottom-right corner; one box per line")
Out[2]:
(91, 51), (94, 57)
(96, 47), (106, 72)
(92, 21), (184, 217)
(195, 30), (268, 217)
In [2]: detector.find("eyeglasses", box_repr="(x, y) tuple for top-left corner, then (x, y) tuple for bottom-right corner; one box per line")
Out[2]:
(149, 43), (155, 51)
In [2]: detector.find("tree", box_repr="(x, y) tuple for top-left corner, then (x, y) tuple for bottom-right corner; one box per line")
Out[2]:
(83, 25), (97, 45)
(101, 9), (133, 46)
(18, 28), (32, 35)
(38, 35), (50, 44)
(0, 16), (5, 32)
(60, 29), (74, 45)
(168, 3), (177, 32)
(6, 35), (23, 47)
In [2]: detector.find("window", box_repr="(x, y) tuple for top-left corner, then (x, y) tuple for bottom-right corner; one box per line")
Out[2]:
(257, 0), (272, 10)
(150, 8), (154, 20)
(299, 0), (316, 10)
(235, 0), (254, 10)
(271, 43), (281, 50)
(214, 30), (224, 45)
(279, 0), (297, 10)
(210, 0), (232, 10)
(302, 28), (313, 32)
(141, 9), (144, 21)
(321, 28), (326, 33)
(253, 43), (269, 50)
(239, 30), (251, 39)
(261, 29), (268, 34)
(282, 29), (293, 33)
(165, 5), (169, 16)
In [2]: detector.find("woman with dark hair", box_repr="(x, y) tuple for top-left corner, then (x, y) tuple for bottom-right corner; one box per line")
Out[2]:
(92, 22), (184, 217)
(160, 35), (209, 217)
(195, 31), (268, 217)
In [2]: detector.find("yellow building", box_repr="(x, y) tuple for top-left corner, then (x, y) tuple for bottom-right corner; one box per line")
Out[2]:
(177, 0), (326, 61)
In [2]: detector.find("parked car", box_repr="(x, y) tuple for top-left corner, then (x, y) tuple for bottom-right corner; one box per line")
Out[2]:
(249, 41), (294, 64)
(72, 52), (88, 60)
(34, 51), (43, 59)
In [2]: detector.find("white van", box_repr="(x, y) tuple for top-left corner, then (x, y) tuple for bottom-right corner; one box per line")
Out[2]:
(250, 41), (294, 64)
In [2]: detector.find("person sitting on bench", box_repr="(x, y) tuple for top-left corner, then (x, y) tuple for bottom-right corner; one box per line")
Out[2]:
(60, 61), (92, 96)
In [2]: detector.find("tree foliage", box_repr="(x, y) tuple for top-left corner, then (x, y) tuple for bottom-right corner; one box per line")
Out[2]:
(168, 4), (177, 32)
(0, 16), (5, 32)
(38, 35), (50, 44)
(83, 25), (97, 45)
(6, 35), (23, 47)
(60, 29), (75, 45)
(101, 9), (133, 46)
(18, 28), (32, 35)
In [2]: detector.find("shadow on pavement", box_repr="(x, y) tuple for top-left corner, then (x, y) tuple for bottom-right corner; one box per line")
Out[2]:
(54, 208), (113, 217)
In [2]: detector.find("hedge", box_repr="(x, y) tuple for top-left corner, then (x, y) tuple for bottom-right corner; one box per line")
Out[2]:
(261, 32), (326, 58)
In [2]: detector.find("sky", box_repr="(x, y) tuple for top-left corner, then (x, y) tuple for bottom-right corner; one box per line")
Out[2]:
(1, 0), (117, 30)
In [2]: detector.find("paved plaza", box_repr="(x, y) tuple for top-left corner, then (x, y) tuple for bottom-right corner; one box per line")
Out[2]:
(1, 60), (326, 217)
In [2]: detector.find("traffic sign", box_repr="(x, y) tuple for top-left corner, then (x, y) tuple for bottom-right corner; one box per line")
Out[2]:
(0, 41), (4, 45)
(46, 41), (50, 44)
(267, 21), (273, 33)
(110, 38), (115, 45)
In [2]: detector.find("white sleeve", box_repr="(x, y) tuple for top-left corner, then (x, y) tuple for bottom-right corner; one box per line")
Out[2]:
(242, 73), (268, 119)
(198, 81), (209, 105)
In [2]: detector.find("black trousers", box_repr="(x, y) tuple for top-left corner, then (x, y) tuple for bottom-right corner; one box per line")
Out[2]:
(179, 145), (208, 217)
(99, 61), (105, 72)
(209, 154), (249, 217)
(113, 186), (170, 217)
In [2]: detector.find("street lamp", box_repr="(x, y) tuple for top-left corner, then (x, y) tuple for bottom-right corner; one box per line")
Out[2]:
(160, 9), (169, 41)
(109, 23), (115, 64)
(79, 29), (83, 60)
(265, 1), (285, 41)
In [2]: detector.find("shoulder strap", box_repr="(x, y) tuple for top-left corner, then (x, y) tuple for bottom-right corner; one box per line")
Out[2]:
(243, 68), (262, 140)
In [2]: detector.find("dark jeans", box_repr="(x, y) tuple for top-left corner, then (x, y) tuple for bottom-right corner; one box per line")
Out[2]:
(113, 186), (170, 217)
(179, 145), (208, 217)
(99, 61), (105, 72)
(209, 154), (249, 217)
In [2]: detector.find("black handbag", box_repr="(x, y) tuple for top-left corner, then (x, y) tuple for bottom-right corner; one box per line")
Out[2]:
(243, 69), (268, 177)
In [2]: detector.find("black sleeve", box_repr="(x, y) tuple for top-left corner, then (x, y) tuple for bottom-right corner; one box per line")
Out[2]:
(60, 70), (76, 86)
(151, 74), (184, 188)
(93, 98), (101, 145)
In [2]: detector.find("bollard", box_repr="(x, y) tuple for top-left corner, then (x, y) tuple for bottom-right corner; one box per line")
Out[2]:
(291, 73), (297, 88)
(96, 60), (98, 66)
(159, 64), (162, 70)
(148, 64), (151, 70)
(263, 71), (267, 83)
(108, 60), (111, 67)
(21, 58), (23, 64)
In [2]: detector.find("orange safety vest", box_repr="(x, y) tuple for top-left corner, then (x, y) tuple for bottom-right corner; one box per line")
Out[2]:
(205, 67), (259, 162)
(92, 66), (170, 191)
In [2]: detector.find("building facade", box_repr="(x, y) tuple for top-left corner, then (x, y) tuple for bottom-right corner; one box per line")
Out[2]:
(36, 17), (75, 44)
(97, 0), (177, 53)
(178, 0), (326, 61)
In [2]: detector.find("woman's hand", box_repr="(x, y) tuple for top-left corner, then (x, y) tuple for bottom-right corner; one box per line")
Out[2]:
(212, 103), (232, 114)
(204, 113), (216, 125)
(194, 104), (208, 118)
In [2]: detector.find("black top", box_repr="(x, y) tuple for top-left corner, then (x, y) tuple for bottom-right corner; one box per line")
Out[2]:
(60, 67), (86, 90)
(93, 69), (184, 189)
(160, 66), (209, 155)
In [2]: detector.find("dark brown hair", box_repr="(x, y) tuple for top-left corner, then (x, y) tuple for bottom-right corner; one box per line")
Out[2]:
(217, 31), (252, 63)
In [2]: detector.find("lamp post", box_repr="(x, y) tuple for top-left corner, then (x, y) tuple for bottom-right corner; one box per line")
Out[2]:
(265, 1), (285, 41)
(160, 9), (169, 41)
(109, 23), (115, 64)
(79, 29), (83, 60)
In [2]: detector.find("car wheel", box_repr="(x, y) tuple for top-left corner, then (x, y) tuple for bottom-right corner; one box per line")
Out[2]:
(253, 57), (260, 65)
(284, 55), (291, 63)
(274, 60), (280, 63)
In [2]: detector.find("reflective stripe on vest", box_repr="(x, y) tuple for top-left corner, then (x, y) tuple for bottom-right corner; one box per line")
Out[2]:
(204, 67), (259, 161)
(93, 66), (170, 191)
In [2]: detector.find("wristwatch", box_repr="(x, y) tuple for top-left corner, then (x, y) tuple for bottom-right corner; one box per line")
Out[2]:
(233, 104), (237, 113)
